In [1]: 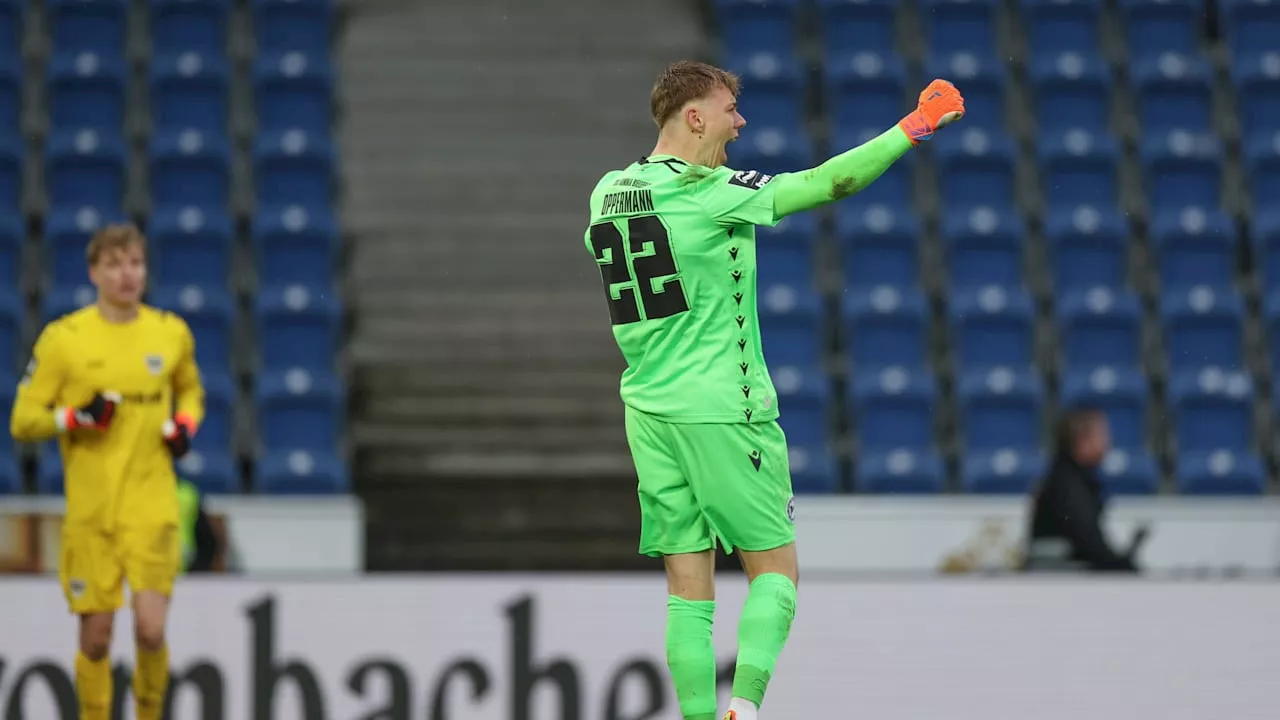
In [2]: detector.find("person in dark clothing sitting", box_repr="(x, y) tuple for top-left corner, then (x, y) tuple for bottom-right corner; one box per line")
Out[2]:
(1023, 406), (1145, 573)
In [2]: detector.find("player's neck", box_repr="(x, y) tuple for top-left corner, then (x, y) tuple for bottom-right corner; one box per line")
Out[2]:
(650, 136), (718, 168)
(95, 299), (140, 324)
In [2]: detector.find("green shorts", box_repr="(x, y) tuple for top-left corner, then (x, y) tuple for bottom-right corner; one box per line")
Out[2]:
(625, 405), (796, 557)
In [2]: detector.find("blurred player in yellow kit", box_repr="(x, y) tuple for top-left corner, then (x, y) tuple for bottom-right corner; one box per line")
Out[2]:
(9, 225), (205, 720)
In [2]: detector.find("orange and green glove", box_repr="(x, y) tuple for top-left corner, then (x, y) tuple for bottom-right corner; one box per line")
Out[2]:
(897, 78), (966, 145)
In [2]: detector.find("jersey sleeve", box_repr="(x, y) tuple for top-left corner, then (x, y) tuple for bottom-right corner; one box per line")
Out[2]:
(10, 323), (69, 442)
(170, 317), (206, 429)
(695, 166), (782, 228)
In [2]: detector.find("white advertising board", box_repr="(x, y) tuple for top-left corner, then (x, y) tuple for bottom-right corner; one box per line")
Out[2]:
(0, 576), (1276, 719)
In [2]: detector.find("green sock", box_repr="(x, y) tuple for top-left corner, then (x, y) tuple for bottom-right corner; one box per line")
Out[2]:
(665, 595), (718, 720)
(731, 573), (797, 707)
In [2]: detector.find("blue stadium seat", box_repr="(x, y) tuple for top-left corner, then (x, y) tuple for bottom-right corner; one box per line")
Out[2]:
(0, 454), (19, 494)
(1160, 285), (1245, 371)
(773, 364), (832, 448)
(47, 51), (125, 133)
(1176, 449), (1266, 495)
(1060, 366), (1149, 448)
(815, 0), (896, 55)
(45, 129), (126, 214)
(728, 126), (812, 176)
(831, 129), (914, 209)
(0, 133), (16, 214)
(942, 205), (1025, 291)
(151, 0), (230, 57)
(1220, 0), (1280, 63)
(1098, 447), (1160, 495)
(1038, 128), (1121, 209)
(948, 285), (1035, 371)
(253, 51), (336, 135)
(150, 52), (231, 136)
(151, 205), (233, 288)
(194, 370), (236, 456)
(251, 0), (333, 57)
(826, 50), (907, 134)
(254, 283), (343, 371)
(1150, 206), (1236, 293)
(923, 51), (1008, 131)
(1258, 290), (1280, 376)
(45, 205), (127, 286)
(252, 204), (339, 287)
(1168, 367), (1255, 452)
(1056, 286), (1143, 370)
(1255, 210), (1280, 293)
(758, 284), (823, 368)
(255, 368), (345, 450)
(788, 445), (838, 494)
(1244, 132), (1280, 212)
(1231, 52), (1280, 146)
(713, 0), (800, 56)
(0, 53), (20, 135)
(757, 212), (817, 290)
(1118, 0), (1200, 61)
(957, 366), (1044, 451)
(1023, 0), (1103, 61)
(149, 129), (231, 212)
(961, 448), (1045, 494)
(42, 284), (96, 322)
(728, 51), (805, 131)
(0, 286), (18, 373)
(842, 285), (928, 370)
(253, 129), (336, 211)
(175, 447), (238, 494)
(1030, 51), (1111, 135)
(256, 449), (348, 494)
(47, 0), (126, 57)
(836, 204), (920, 289)
(933, 127), (1017, 211)
(1045, 205), (1128, 294)
(0, 1), (20, 65)
(850, 365), (937, 450)
(147, 284), (234, 375)
(38, 445), (64, 494)
(1131, 53), (1213, 134)
(919, 0), (999, 56)
(857, 447), (946, 493)
(1140, 130), (1223, 211)
(0, 213), (18, 290)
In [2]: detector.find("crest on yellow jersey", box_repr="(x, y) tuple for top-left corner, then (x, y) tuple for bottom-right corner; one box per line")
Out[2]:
(145, 354), (164, 376)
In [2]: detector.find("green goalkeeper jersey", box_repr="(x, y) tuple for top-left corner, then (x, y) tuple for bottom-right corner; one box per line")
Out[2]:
(585, 155), (782, 424)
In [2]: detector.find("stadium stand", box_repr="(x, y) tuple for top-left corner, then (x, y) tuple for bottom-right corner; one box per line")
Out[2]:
(3, 0), (347, 495)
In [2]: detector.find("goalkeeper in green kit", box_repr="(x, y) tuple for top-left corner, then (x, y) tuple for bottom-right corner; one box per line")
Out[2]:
(584, 61), (964, 720)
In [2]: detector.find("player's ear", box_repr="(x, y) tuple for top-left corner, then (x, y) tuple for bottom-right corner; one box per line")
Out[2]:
(684, 104), (703, 135)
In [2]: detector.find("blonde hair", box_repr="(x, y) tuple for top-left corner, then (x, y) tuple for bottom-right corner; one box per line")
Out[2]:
(650, 60), (741, 128)
(86, 224), (147, 266)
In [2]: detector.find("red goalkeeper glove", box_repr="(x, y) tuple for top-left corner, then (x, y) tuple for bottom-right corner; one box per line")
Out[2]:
(55, 391), (121, 432)
(162, 413), (198, 458)
(897, 78), (966, 145)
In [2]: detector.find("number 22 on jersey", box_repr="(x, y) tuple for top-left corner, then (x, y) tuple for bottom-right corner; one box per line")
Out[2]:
(588, 215), (691, 326)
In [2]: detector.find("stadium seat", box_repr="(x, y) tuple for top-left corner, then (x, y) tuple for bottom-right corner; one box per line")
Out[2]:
(255, 368), (345, 450)
(1258, 289), (1280, 376)
(1131, 53), (1213, 134)
(728, 51), (806, 131)
(758, 284), (824, 370)
(195, 371), (237, 455)
(175, 447), (239, 494)
(923, 51), (1007, 131)
(1029, 51), (1111, 135)
(151, 205), (234, 288)
(1149, 206), (1237, 293)
(147, 284), (234, 374)
(830, 130), (914, 209)
(757, 212), (817, 290)
(1045, 205), (1128, 294)
(1022, 0), (1103, 61)
(1160, 285), (1245, 371)
(836, 204), (920, 289)
(256, 449), (348, 494)
(45, 129), (127, 215)
(45, 205), (127, 286)
(932, 127), (1017, 211)
(253, 129), (336, 211)
(1175, 449), (1266, 495)
(728, 126), (813, 176)
(1118, 0), (1200, 61)
(150, 52), (231, 136)
(1231, 52), (1280, 146)
(42, 284), (96, 322)
(252, 204), (340, 288)
(149, 129), (232, 212)
(942, 205), (1025, 291)
(788, 445), (839, 494)
(1244, 132), (1280, 212)
(0, 53), (20, 135)
(38, 445), (64, 494)
(1098, 447), (1160, 495)
(1168, 367), (1255, 452)
(948, 285), (1035, 371)
(253, 51), (336, 135)
(1219, 0), (1280, 64)
(1060, 366), (1150, 449)
(1056, 286), (1143, 370)
(0, 213), (19, 289)
(1037, 128), (1122, 209)
(0, 455), (19, 494)
(0, 133), (16, 215)
(773, 364), (832, 448)
(850, 365), (937, 450)
(961, 448), (1045, 494)
(857, 447), (946, 494)
(254, 283), (343, 371)
(919, 0), (999, 56)
(47, 0), (127, 58)
(46, 51), (125, 133)
(1140, 130), (1223, 211)
(251, 0), (333, 57)
(842, 284), (928, 370)
(0, 286), (18, 373)
(150, 0), (230, 57)
(815, 0), (896, 55)
(825, 50), (908, 134)
(0, 1), (20, 64)
(957, 366), (1044, 451)
(1255, 211), (1280, 296)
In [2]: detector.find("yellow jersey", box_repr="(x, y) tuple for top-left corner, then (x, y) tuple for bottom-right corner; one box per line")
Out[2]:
(9, 304), (206, 530)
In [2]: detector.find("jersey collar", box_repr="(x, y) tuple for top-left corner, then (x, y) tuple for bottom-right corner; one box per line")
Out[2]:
(638, 155), (690, 173)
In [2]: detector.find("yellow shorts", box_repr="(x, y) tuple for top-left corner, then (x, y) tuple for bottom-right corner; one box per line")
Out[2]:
(59, 524), (181, 614)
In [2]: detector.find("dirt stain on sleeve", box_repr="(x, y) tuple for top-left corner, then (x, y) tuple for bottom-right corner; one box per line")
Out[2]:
(831, 175), (859, 199)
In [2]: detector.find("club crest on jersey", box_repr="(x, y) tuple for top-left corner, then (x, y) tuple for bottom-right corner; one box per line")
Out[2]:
(786, 496), (796, 524)
(728, 170), (773, 190)
(144, 354), (164, 376)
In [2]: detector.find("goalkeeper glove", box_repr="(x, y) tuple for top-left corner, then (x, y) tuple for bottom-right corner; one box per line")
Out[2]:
(55, 391), (121, 432)
(162, 413), (198, 458)
(897, 78), (966, 145)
